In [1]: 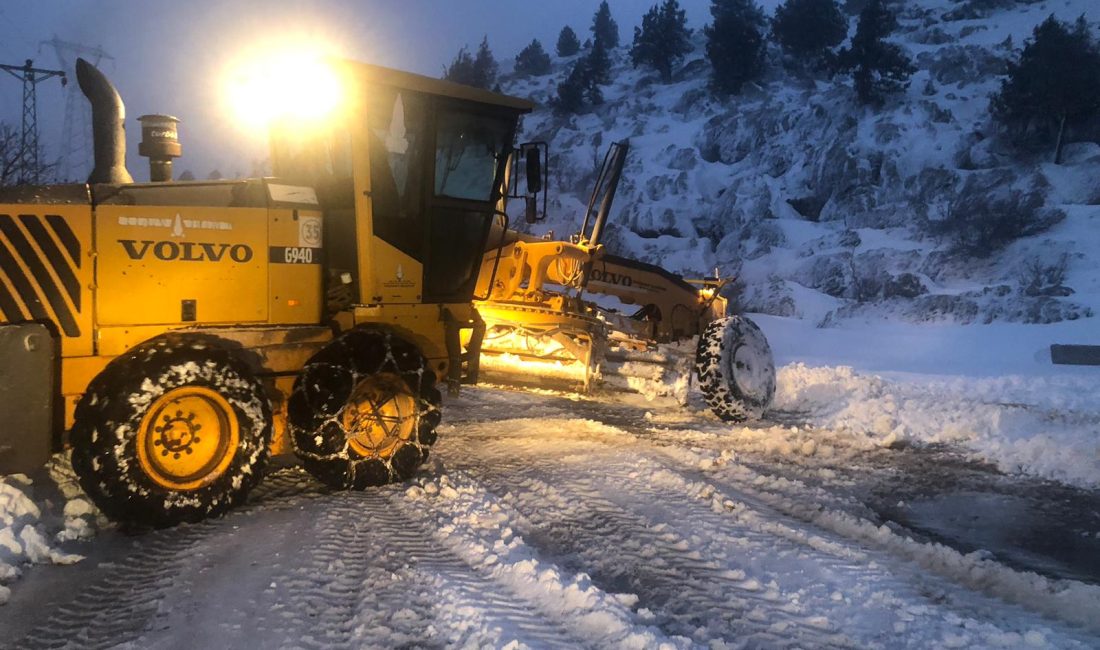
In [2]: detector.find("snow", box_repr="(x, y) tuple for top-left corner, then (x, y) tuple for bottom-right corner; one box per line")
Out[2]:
(404, 466), (684, 648)
(2, 383), (1100, 647)
(0, 458), (88, 605)
(750, 314), (1100, 489)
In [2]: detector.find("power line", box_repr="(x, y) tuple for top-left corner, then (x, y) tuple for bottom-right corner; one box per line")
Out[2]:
(0, 59), (66, 184)
(39, 36), (114, 181)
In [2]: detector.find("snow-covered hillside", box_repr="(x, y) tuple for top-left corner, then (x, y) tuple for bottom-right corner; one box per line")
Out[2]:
(501, 0), (1100, 329)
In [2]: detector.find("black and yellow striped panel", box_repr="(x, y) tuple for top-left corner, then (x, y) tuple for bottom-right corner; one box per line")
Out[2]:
(0, 213), (82, 337)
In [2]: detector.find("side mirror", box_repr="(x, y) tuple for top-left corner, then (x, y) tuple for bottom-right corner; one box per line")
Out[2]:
(525, 196), (538, 224)
(525, 147), (542, 194)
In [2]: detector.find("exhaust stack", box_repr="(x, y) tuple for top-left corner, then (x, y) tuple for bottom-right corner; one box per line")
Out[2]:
(76, 57), (133, 184)
(138, 115), (181, 182)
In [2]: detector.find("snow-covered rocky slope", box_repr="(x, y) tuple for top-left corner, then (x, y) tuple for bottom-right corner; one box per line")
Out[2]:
(501, 0), (1100, 329)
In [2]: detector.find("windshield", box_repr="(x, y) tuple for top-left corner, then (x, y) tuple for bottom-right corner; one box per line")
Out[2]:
(270, 126), (352, 186)
(434, 109), (511, 202)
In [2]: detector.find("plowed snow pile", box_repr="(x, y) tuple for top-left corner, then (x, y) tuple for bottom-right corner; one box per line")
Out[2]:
(0, 453), (101, 603)
(758, 315), (1100, 489)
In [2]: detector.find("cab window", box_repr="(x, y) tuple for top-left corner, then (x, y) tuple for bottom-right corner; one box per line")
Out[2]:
(367, 89), (428, 259)
(434, 110), (512, 202)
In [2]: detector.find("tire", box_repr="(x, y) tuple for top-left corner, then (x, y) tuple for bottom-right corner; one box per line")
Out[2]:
(287, 327), (441, 489)
(695, 316), (776, 422)
(70, 334), (273, 527)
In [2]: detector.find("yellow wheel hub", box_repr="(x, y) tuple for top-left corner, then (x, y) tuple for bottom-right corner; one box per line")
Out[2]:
(342, 373), (419, 459)
(136, 386), (240, 491)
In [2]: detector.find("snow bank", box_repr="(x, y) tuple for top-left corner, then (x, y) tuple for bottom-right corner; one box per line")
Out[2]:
(774, 362), (1100, 488)
(741, 314), (1100, 489)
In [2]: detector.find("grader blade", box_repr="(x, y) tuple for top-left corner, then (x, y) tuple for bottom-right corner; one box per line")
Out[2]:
(474, 298), (696, 402)
(600, 342), (694, 404)
(478, 323), (597, 391)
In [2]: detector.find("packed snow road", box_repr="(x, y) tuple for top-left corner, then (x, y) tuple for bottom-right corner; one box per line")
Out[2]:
(3, 385), (1100, 649)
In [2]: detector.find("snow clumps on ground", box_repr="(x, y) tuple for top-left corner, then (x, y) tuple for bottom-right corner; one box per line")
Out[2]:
(0, 452), (101, 604)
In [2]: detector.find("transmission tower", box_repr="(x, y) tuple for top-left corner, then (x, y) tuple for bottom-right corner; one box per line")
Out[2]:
(40, 36), (113, 182)
(0, 59), (66, 184)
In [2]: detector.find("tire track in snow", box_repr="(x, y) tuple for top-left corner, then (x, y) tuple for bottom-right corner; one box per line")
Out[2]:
(5, 467), (324, 650)
(8, 463), (582, 650)
(441, 417), (1100, 648)
(659, 450), (1100, 638)
(598, 413), (1100, 640)
(359, 492), (584, 649)
(8, 521), (233, 649)
(477, 388), (1100, 637)
(197, 489), (582, 649)
(442, 430), (855, 648)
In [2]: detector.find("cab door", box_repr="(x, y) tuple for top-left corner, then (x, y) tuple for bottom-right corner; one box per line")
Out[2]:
(423, 104), (515, 303)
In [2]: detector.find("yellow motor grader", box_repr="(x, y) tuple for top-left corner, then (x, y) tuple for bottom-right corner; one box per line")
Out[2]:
(475, 141), (777, 420)
(0, 56), (538, 526)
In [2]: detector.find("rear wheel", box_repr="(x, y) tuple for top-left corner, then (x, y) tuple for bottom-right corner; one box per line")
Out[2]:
(70, 334), (273, 527)
(695, 316), (775, 422)
(288, 328), (441, 489)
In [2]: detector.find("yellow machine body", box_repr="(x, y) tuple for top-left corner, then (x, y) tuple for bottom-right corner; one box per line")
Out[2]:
(0, 59), (532, 472)
(473, 212), (728, 394)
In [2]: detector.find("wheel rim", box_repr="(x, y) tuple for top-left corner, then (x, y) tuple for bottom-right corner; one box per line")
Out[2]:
(731, 329), (774, 403)
(342, 373), (420, 459)
(136, 386), (240, 491)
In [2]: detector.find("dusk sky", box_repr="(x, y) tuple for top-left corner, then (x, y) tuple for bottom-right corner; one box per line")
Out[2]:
(0, 1), (781, 181)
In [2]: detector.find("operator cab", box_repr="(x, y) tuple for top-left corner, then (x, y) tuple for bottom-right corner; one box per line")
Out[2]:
(269, 61), (534, 309)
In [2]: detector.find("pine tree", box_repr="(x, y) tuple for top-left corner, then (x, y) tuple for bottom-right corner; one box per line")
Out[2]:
(836, 0), (914, 106)
(443, 38), (498, 89)
(772, 0), (847, 66)
(591, 1), (620, 49)
(553, 60), (589, 115)
(991, 15), (1100, 163)
(557, 26), (581, 56)
(515, 39), (553, 76)
(552, 47), (608, 114)
(587, 39), (612, 86)
(631, 0), (694, 83)
(472, 36), (499, 89)
(443, 47), (478, 86)
(704, 0), (767, 95)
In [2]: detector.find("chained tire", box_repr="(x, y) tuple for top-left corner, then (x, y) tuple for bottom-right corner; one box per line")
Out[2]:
(287, 327), (441, 490)
(70, 334), (273, 528)
(695, 315), (776, 422)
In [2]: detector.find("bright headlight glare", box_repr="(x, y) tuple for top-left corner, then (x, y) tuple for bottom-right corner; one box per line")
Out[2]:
(226, 47), (343, 130)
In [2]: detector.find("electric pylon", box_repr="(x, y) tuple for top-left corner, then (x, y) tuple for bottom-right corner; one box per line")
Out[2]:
(40, 36), (113, 182)
(0, 59), (66, 184)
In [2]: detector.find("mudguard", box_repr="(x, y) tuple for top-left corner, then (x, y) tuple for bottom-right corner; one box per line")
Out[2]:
(0, 323), (59, 474)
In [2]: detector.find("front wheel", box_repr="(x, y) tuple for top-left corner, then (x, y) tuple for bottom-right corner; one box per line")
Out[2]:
(695, 316), (776, 422)
(287, 328), (441, 489)
(70, 334), (273, 527)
